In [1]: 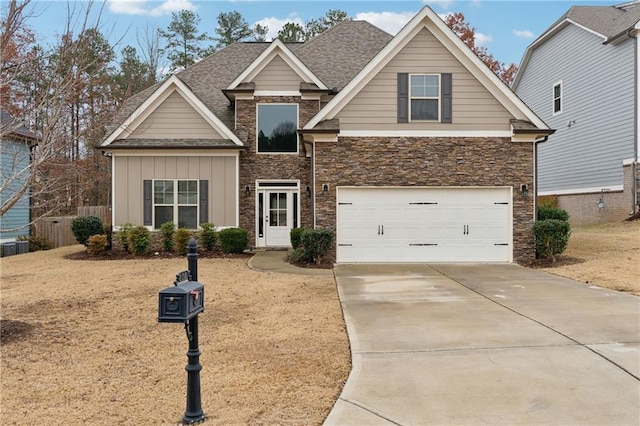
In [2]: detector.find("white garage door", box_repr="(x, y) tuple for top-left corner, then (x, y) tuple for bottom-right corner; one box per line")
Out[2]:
(336, 187), (512, 263)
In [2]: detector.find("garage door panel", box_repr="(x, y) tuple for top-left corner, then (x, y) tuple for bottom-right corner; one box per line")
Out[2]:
(336, 187), (513, 263)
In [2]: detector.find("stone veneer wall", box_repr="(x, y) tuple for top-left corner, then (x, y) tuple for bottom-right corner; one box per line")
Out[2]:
(314, 137), (536, 263)
(556, 163), (638, 226)
(236, 96), (319, 246)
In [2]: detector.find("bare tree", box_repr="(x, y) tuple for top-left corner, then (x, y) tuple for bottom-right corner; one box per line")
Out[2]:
(137, 23), (162, 84)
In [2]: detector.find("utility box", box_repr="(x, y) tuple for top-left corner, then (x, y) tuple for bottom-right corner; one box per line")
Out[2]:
(158, 281), (204, 323)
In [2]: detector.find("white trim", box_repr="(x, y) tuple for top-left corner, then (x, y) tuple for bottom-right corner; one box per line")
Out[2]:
(338, 130), (513, 138)
(235, 154), (240, 227)
(305, 5), (549, 131)
(409, 73), (441, 122)
(552, 80), (563, 116)
(109, 150), (240, 157)
(538, 185), (624, 196)
(227, 39), (327, 91)
(152, 178), (200, 230)
(312, 141), (317, 229)
(101, 75), (243, 147)
(256, 103), (299, 154)
(254, 90), (301, 97)
(623, 157), (640, 166)
(111, 155), (116, 228)
(255, 179), (300, 248)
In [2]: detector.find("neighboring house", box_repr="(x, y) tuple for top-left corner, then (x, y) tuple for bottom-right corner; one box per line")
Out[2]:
(0, 111), (38, 242)
(99, 6), (552, 264)
(514, 1), (640, 225)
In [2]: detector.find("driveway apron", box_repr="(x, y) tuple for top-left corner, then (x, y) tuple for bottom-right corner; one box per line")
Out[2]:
(324, 263), (640, 425)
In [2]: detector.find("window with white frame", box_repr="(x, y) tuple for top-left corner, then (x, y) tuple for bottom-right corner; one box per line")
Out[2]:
(257, 104), (298, 153)
(410, 74), (440, 121)
(153, 179), (198, 229)
(553, 81), (562, 115)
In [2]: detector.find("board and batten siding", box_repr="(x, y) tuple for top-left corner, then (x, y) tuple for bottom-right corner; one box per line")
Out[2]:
(515, 24), (635, 193)
(336, 27), (514, 132)
(0, 139), (30, 241)
(252, 55), (302, 92)
(113, 154), (237, 228)
(129, 91), (224, 139)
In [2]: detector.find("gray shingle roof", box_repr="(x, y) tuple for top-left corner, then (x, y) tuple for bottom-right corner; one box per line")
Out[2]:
(551, 1), (639, 40)
(106, 138), (244, 149)
(1, 110), (40, 141)
(103, 20), (392, 144)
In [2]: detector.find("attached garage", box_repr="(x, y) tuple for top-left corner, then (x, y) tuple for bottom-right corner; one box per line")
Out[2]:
(336, 187), (513, 263)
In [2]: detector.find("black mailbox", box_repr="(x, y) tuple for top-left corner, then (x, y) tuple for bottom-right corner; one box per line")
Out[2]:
(158, 281), (204, 323)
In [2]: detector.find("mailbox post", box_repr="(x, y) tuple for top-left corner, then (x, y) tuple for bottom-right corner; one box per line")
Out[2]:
(158, 238), (205, 424)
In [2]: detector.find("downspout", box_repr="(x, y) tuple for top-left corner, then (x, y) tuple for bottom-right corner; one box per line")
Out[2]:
(634, 28), (639, 214)
(534, 136), (550, 221)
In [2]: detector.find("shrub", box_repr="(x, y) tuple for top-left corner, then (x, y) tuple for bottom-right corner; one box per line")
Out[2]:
(71, 216), (104, 246)
(173, 228), (192, 255)
(290, 227), (306, 249)
(17, 235), (53, 252)
(533, 219), (571, 263)
(115, 223), (135, 252)
(218, 227), (248, 253)
(538, 205), (569, 221)
(160, 221), (175, 252)
(199, 223), (217, 251)
(87, 234), (108, 255)
(128, 226), (151, 256)
(299, 228), (334, 264)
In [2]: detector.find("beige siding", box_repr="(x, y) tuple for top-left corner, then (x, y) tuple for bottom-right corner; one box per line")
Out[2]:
(252, 55), (302, 92)
(113, 155), (237, 227)
(337, 27), (514, 132)
(129, 91), (223, 139)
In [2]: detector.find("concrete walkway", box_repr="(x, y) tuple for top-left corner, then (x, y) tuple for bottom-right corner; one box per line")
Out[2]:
(324, 263), (640, 425)
(247, 250), (332, 276)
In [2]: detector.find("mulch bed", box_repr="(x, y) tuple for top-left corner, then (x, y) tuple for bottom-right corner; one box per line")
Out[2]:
(64, 247), (252, 261)
(523, 255), (585, 269)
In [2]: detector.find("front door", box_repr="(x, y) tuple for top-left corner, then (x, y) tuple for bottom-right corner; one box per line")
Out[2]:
(256, 183), (299, 247)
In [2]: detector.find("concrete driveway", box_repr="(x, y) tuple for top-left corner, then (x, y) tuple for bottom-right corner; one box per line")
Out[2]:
(324, 264), (640, 425)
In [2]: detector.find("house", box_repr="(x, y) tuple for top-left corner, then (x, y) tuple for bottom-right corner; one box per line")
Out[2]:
(513, 1), (640, 225)
(99, 6), (553, 264)
(0, 111), (38, 243)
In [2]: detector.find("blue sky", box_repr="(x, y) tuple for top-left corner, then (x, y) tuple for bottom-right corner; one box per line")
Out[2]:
(24, 0), (621, 67)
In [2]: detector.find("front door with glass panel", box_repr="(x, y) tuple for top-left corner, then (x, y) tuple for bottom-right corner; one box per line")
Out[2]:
(256, 184), (299, 247)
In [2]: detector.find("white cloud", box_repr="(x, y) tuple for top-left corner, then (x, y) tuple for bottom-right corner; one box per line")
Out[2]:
(107, 0), (197, 17)
(513, 29), (535, 39)
(253, 15), (304, 41)
(354, 11), (416, 35)
(475, 32), (492, 46)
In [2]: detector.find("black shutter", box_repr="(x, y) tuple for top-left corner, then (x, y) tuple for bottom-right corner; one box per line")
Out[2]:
(199, 180), (209, 225)
(441, 73), (452, 123)
(397, 73), (409, 123)
(143, 180), (152, 226)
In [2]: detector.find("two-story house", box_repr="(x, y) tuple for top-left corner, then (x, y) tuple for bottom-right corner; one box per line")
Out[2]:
(1, 111), (39, 243)
(514, 1), (639, 225)
(100, 6), (553, 264)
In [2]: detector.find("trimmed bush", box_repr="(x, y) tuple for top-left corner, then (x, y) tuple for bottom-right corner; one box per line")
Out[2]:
(218, 227), (248, 253)
(533, 219), (571, 263)
(115, 223), (135, 252)
(71, 216), (104, 246)
(538, 205), (569, 221)
(128, 226), (151, 256)
(87, 234), (108, 255)
(17, 235), (52, 252)
(173, 228), (192, 255)
(290, 227), (305, 249)
(299, 228), (334, 264)
(199, 223), (217, 251)
(160, 221), (175, 252)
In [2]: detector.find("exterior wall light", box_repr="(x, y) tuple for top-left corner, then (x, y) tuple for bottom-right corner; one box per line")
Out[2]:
(322, 184), (329, 194)
(245, 185), (250, 196)
(520, 184), (528, 198)
(306, 185), (311, 197)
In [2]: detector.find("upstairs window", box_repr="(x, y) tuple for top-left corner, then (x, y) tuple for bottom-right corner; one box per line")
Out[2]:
(553, 81), (562, 115)
(410, 74), (440, 121)
(257, 104), (298, 153)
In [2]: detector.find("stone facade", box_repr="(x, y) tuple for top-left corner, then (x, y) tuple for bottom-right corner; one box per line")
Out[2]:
(236, 96), (319, 246)
(314, 137), (536, 263)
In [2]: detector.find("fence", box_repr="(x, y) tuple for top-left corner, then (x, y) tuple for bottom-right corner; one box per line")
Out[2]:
(35, 206), (111, 248)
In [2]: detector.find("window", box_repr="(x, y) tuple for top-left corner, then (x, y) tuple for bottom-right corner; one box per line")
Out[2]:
(153, 179), (198, 229)
(410, 74), (440, 121)
(553, 81), (562, 115)
(257, 104), (298, 153)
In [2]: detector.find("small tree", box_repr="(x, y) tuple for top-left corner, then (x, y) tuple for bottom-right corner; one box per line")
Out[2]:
(533, 219), (571, 263)
(160, 221), (175, 252)
(127, 226), (151, 256)
(173, 228), (191, 255)
(199, 223), (217, 251)
(71, 216), (103, 246)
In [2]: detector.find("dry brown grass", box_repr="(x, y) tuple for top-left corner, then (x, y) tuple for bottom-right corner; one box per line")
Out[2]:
(0, 247), (350, 425)
(539, 220), (640, 295)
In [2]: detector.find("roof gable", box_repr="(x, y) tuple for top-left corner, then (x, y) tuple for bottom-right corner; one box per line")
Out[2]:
(305, 5), (548, 131)
(226, 39), (326, 91)
(101, 75), (243, 147)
